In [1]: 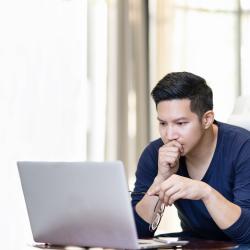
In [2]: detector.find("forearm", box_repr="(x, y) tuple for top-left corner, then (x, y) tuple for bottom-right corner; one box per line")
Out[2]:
(135, 176), (164, 223)
(202, 184), (241, 230)
(135, 194), (159, 223)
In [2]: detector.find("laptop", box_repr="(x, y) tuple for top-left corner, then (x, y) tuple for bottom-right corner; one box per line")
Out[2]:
(17, 161), (188, 249)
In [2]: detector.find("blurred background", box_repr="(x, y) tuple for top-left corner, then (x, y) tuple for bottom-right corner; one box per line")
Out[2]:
(1, 0), (250, 248)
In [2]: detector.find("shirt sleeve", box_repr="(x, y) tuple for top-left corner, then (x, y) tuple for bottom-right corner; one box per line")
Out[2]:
(222, 140), (250, 244)
(223, 208), (250, 244)
(131, 141), (159, 238)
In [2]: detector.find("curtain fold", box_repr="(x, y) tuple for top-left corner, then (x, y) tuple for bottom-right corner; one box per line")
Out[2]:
(106, 0), (149, 179)
(149, 0), (243, 139)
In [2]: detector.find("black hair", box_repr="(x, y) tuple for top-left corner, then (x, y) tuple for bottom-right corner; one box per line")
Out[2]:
(151, 72), (213, 118)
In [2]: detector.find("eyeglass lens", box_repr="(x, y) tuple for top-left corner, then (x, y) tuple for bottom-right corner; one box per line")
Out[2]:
(149, 199), (165, 231)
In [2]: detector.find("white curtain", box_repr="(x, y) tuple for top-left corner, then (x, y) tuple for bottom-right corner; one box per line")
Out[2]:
(1, 1), (150, 247)
(106, 0), (150, 182)
(86, 0), (107, 161)
(0, 1), (86, 248)
(149, 0), (250, 138)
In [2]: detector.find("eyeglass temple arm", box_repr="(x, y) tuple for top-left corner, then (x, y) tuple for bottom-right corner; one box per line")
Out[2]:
(129, 191), (159, 196)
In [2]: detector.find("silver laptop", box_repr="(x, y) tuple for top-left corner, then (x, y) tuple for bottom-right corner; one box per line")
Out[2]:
(17, 161), (188, 249)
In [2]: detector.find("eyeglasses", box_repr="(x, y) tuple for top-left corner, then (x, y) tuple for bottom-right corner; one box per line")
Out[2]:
(129, 191), (165, 232)
(149, 198), (165, 231)
(129, 191), (147, 196)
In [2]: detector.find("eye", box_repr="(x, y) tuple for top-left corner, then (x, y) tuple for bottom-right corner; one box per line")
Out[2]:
(177, 122), (187, 126)
(159, 122), (167, 126)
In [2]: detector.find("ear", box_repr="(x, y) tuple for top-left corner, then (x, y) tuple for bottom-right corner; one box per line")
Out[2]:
(202, 110), (214, 129)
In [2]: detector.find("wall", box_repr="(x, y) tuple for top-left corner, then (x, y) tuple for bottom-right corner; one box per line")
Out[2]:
(0, 1), (85, 248)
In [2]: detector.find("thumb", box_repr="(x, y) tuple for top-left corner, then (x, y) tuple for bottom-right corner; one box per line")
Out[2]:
(147, 185), (160, 196)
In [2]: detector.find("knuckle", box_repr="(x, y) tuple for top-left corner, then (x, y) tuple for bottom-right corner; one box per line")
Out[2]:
(168, 158), (175, 164)
(170, 174), (177, 180)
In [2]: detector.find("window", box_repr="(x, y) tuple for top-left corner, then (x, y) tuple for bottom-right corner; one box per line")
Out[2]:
(149, 0), (250, 140)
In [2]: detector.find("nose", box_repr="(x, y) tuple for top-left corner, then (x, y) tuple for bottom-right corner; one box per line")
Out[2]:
(166, 126), (179, 141)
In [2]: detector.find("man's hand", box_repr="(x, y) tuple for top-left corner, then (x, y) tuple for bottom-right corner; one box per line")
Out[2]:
(148, 174), (242, 231)
(149, 174), (211, 205)
(157, 140), (184, 181)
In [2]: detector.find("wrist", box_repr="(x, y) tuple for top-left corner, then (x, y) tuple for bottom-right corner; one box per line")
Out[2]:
(155, 171), (173, 182)
(201, 183), (213, 203)
(154, 174), (166, 184)
(147, 175), (164, 194)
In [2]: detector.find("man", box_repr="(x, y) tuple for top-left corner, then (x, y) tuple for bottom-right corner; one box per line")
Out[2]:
(131, 72), (250, 244)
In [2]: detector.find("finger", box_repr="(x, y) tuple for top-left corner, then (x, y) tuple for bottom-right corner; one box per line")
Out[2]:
(160, 145), (181, 155)
(162, 155), (179, 167)
(160, 151), (180, 159)
(160, 147), (183, 159)
(159, 152), (179, 161)
(159, 189), (164, 201)
(168, 191), (184, 205)
(165, 140), (183, 150)
(160, 184), (180, 204)
(158, 180), (174, 201)
(163, 192), (170, 205)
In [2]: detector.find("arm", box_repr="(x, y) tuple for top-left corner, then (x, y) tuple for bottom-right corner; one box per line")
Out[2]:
(132, 140), (183, 237)
(149, 142), (250, 243)
(222, 140), (250, 243)
(202, 186), (241, 230)
(205, 150), (250, 244)
(204, 141), (250, 243)
(131, 143), (159, 238)
(150, 175), (241, 230)
(135, 176), (164, 224)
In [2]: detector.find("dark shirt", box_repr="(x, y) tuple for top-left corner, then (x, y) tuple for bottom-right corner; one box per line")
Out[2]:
(132, 121), (250, 244)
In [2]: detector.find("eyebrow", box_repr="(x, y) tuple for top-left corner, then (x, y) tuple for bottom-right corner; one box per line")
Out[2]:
(157, 117), (188, 122)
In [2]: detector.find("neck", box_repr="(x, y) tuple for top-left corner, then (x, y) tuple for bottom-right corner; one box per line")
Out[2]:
(185, 124), (218, 167)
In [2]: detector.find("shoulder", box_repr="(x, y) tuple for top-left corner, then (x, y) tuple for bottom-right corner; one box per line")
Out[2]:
(216, 121), (250, 161)
(142, 138), (164, 156)
(138, 138), (163, 165)
(217, 121), (250, 145)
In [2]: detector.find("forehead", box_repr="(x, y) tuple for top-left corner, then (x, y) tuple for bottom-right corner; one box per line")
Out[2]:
(156, 99), (198, 120)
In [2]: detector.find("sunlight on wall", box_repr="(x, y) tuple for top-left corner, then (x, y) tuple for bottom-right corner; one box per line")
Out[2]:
(87, 0), (107, 161)
(0, 1), (86, 249)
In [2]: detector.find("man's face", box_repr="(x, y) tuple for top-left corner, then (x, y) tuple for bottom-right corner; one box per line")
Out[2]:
(157, 99), (204, 156)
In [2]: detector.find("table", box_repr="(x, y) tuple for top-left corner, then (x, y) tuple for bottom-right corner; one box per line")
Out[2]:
(22, 239), (250, 250)
(182, 239), (239, 249)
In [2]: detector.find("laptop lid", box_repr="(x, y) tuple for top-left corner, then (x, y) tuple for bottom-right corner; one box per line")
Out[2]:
(18, 161), (189, 249)
(17, 161), (141, 249)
